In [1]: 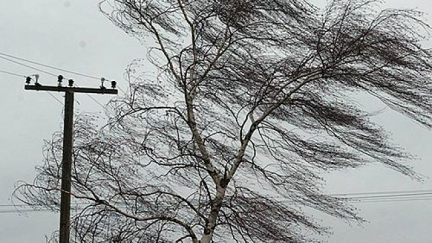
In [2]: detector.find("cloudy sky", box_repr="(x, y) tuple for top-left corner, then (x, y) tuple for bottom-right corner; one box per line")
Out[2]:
(0, 1), (431, 242)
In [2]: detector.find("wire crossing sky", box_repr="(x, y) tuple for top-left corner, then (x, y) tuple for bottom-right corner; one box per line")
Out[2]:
(2, 189), (432, 212)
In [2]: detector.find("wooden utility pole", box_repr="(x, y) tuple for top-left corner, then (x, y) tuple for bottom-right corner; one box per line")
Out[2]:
(59, 90), (73, 243)
(25, 77), (117, 243)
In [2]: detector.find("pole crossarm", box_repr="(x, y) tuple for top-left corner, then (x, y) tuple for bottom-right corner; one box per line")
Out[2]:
(24, 84), (118, 94)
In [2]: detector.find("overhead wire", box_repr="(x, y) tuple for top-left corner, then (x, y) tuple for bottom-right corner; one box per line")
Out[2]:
(46, 92), (64, 106)
(284, 190), (432, 203)
(0, 51), (100, 80)
(0, 209), (55, 214)
(0, 68), (64, 105)
(74, 84), (107, 110)
(0, 69), (27, 78)
(344, 191), (432, 203)
(344, 192), (432, 200)
(1, 189), (432, 214)
(0, 198), (431, 214)
(266, 189), (432, 204)
(352, 197), (432, 203)
(330, 189), (432, 197)
(0, 55), (57, 77)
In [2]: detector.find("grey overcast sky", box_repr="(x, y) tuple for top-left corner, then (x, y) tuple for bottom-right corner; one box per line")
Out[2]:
(0, 1), (431, 243)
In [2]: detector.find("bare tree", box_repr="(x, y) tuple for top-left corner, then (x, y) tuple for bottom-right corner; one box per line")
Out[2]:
(16, 0), (432, 242)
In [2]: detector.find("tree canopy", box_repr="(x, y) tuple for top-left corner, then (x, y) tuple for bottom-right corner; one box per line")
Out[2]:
(17, 0), (432, 242)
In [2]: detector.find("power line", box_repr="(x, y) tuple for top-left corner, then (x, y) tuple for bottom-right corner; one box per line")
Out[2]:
(117, 85), (128, 96)
(330, 189), (432, 197)
(46, 92), (64, 106)
(351, 197), (432, 203)
(0, 51), (100, 80)
(0, 69), (64, 105)
(267, 189), (432, 204)
(73, 84), (107, 109)
(0, 196), (430, 214)
(345, 192), (432, 200)
(0, 69), (27, 78)
(0, 55), (57, 77)
(2, 189), (432, 214)
(0, 209), (56, 214)
(85, 93), (106, 109)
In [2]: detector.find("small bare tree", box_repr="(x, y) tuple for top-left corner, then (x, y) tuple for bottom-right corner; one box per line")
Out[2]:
(17, 0), (432, 242)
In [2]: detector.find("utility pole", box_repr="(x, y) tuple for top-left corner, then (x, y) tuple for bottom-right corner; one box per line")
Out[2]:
(25, 76), (117, 243)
